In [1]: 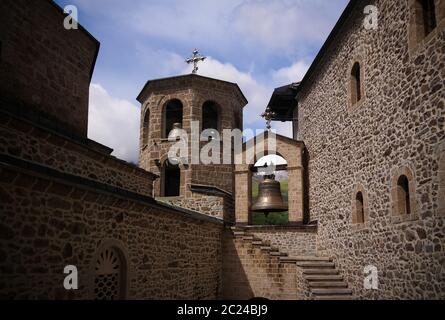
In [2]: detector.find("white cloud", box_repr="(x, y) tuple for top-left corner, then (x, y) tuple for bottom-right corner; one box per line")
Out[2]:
(88, 84), (140, 163)
(272, 60), (309, 85)
(273, 121), (294, 138)
(86, 58), (304, 165)
(187, 57), (271, 127)
(230, 0), (348, 53)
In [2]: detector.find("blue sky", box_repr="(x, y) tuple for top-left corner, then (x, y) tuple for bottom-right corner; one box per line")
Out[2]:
(55, 0), (348, 163)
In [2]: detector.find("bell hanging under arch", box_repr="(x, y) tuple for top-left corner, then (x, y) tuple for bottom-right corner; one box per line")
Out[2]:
(252, 174), (288, 215)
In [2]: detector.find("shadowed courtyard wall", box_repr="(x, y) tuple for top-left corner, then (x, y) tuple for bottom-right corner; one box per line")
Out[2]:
(297, 0), (445, 299)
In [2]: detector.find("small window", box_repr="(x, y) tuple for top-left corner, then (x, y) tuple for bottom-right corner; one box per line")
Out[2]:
(142, 109), (150, 146)
(397, 175), (411, 215)
(163, 160), (180, 197)
(163, 99), (183, 138)
(419, 0), (437, 37)
(355, 192), (365, 223)
(350, 62), (362, 105)
(410, 0), (441, 48)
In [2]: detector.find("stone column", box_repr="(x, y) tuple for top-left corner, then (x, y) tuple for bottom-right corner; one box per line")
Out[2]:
(287, 166), (304, 224)
(235, 169), (251, 225)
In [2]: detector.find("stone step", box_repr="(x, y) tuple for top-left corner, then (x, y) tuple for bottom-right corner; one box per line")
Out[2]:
(303, 269), (339, 275)
(311, 288), (352, 295)
(243, 236), (254, 240)
(233, 231), (245, 237)
(279, 256), (298, 263)
(314, 295), (355, 300)
(297, 261), (335, 268)
(309, 281), (348, 288)
(270, 251), (287, 257)
(292, 256), (332, 262)
(305, 275), (343, 281)
(260, 246), (272, 251)
(251, 241), (263, 246)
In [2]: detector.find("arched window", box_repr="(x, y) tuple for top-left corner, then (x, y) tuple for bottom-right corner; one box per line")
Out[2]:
(142, 109), (150, 146)
(418, 0), (437, 36)
(355, 192), (365, 223)
(163, 99), (183, 138)
(162, 160), (180, 197)
(94, 247), (126, 300)
(350, 62), (362, 105)
(202, 101), (220, 132)
(397, 175), (411, 215)
(352, 186), (368, 225)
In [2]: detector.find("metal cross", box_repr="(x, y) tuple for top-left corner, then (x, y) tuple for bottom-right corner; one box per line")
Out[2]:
(261, 106), (277, 131)
(186, 49), (206, 74)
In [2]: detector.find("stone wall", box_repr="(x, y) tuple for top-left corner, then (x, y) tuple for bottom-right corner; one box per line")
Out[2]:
(0, 0), (98, 137)
(0, 111), (156, 197)
(0, 160), (223, 299)
(297, 0), (445, 299)
(246, 226), (317, 257)
(158, 190), (234, 221)
(221, 230), (304, 300)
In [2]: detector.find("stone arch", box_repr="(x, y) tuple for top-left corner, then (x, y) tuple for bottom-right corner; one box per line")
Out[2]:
(162, 99), (183, 138)
(391, 166), (417, 216)
(352, 184), (369, 224)
(90, 239), (129, 300)
(235, 132), (305, 225)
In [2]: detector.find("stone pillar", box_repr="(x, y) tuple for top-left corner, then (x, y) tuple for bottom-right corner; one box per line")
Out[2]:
(235, 169), (251, 225)
(287, 166), (304, 224)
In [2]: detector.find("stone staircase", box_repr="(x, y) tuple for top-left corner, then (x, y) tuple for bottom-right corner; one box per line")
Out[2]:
(231, 227), (353, 300)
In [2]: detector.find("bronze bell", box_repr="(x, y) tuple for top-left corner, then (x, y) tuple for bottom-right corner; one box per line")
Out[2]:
(252, 174), (288, 215)
(168, 122), (183, 140)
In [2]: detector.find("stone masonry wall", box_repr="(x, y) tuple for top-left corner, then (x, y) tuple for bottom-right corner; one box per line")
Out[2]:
(0, 111), (155, 197)
(247, 227), (317, 257)
(0, 163), (223, 299)
(0, 0), (98, 137)
(158, 191), (234, 221)
(297, 0), (445, 299)
(138, 75), (246, 198)
(221, 230), (304, 300)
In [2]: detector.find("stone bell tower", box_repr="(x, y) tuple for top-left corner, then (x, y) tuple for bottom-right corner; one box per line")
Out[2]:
(136, 73), (247, 221)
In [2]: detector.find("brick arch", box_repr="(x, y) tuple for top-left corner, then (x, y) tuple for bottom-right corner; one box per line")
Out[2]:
(391, 165), (417, 217)
(235, 132), (305, 225)
(352, 184), (369, 224)
(196, 97), (227, 131)
(88, 239), (129, 300)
